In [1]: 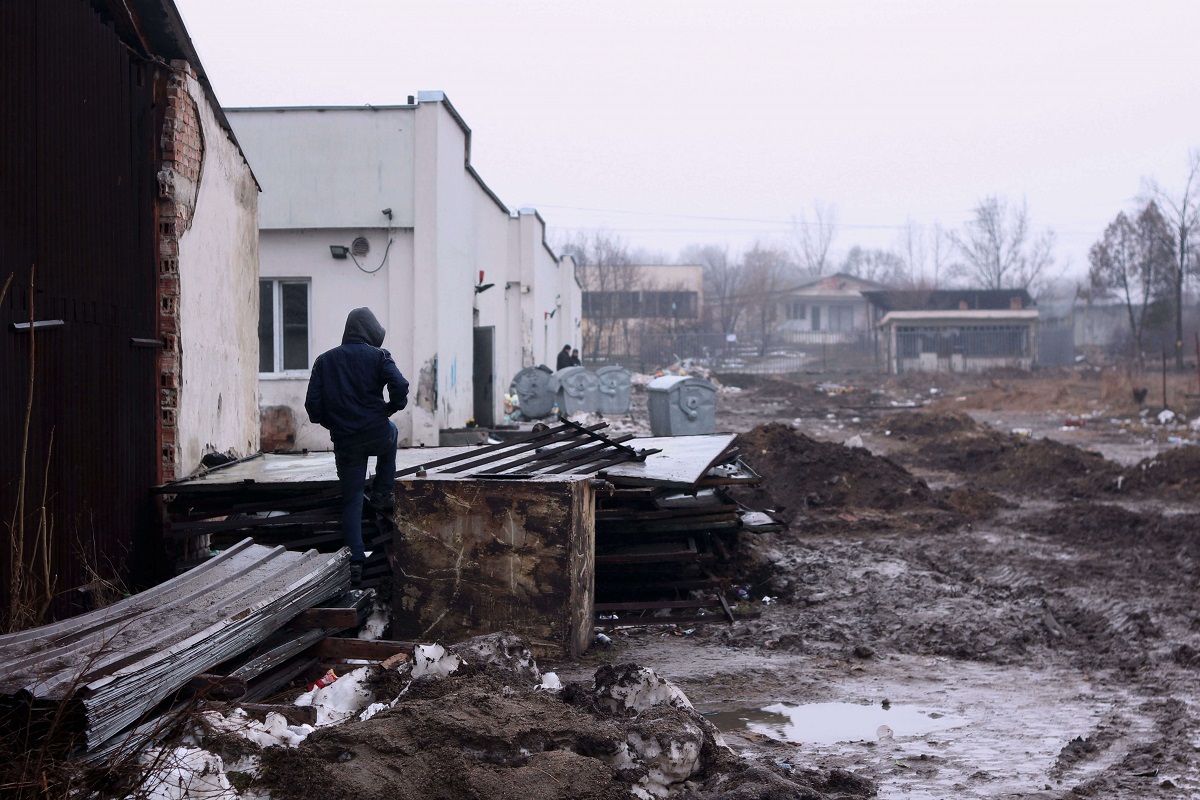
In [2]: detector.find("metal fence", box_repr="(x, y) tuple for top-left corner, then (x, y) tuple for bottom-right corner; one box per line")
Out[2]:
(586, 330), (875, 375)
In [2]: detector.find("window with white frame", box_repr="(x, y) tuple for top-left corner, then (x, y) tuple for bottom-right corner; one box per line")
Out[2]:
(259, 279), (310, 373)
(828, 305), (856, 331)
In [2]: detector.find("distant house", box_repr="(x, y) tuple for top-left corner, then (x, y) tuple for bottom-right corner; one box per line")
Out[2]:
(228, 94), (580, 448)
(579, 264), (703, 360)
(1, 0), (260, 599)
(775, 273), (883, 339)
(862, 289), (1041, 373)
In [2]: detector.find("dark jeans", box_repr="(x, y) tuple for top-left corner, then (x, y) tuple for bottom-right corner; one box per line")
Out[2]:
(333, 421), (398, 563)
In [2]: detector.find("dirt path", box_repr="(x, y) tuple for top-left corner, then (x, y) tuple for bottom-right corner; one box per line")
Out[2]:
(549, 369), (1200, 798)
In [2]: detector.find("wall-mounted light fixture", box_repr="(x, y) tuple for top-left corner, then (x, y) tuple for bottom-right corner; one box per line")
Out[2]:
(330, 245), (349, 259)
(474, 269), (495, 294)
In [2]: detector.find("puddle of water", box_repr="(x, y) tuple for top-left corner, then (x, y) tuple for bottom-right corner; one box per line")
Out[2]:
(704, 702), (970, 745)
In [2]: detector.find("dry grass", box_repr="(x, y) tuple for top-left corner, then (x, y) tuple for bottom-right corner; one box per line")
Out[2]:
(919, 365), (1200, 419)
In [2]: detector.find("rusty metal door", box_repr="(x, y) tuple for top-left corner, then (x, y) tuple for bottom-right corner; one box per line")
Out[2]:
(0, 0), (160, 614)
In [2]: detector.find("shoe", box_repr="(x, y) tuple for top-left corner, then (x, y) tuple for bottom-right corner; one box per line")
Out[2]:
(349, 562), (363, 586)
(368, 491), (395, 515)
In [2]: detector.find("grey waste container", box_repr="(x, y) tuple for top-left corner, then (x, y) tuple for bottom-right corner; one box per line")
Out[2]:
(647, 375), (717, 436)
(595, 366), (633, 415)
(549, 367), (600, 415)
(511, 366), (555, 419)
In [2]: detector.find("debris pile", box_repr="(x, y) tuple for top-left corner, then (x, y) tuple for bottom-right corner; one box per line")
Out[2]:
(134, 632), (875, 800)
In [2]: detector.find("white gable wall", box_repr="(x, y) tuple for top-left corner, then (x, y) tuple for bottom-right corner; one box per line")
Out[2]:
(175, 73), (260, 470)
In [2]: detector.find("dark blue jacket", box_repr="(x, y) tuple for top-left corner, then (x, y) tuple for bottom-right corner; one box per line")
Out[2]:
(305, 308), (409, 444)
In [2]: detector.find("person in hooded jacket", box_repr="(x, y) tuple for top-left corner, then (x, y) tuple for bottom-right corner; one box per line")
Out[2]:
(306, 308), (409, 585)
(556, 344), (573, 371)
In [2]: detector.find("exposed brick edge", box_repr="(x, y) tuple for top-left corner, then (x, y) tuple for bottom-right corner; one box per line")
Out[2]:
(157, 60), (204, 482)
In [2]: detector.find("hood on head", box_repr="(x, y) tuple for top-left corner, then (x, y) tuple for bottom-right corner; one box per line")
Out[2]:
(342, 307), (385, 347)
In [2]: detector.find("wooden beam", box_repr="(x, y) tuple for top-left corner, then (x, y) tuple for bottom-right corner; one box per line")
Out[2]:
(310, 638), (415, 661)
(291, 608), (360, 629)
(182, 673), (246, 701)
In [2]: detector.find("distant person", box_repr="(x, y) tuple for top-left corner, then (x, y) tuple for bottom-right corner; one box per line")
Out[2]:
(556, 343), (573, 371)
(569, 348), (582, 367)
(305, 307), (409, 586)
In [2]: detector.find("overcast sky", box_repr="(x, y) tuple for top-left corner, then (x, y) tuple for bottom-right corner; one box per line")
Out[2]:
(175, 0), (1200, 282)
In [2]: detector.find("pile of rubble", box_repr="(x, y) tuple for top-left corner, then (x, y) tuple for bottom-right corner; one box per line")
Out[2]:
(134, 633), (875, 800)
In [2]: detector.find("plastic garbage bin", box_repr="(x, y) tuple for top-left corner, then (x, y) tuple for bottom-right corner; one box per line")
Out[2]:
(595, 366), (633, 415)
(647, 375), (717, 436)
(549, 367), (600, 415)
(511, 366), (555, 419)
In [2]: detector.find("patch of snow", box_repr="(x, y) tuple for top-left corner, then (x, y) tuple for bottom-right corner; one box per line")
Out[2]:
(411, 643), (462, 679)
(449, 631), (541, 682)
(1159, 409), (1177, 424)
(357, 600), (389, 640)
(137, 746), (237, 800)
(539, 672), (562, 691)
(200, 708), (312, 748)
(358, 701), (390, 722)
(595, 666), (693, 714)
(844, 435), (865, 449)
(308, 666), (376, 726)
(626, 718), (706, 798)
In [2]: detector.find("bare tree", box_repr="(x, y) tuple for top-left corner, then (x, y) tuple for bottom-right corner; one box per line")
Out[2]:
(793, 200), (838, 277)
(840, 246), (909, 286)
(949, 196), (1056, 292)
(1088, 203), (1174, 363)
(562, 231), (639, 360)
(739, 243), (792, 355)
(682, 243), (745, 334)
(1142, 150), (1200, 369)
(897, 219), (952, 289)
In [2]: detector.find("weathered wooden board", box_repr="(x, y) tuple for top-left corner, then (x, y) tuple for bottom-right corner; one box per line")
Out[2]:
(391, 476), (595, 659)
(310, 638), (415, 661)
(599, 434), (737, 488)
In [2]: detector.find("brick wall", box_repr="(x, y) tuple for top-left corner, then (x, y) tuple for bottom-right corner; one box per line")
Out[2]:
(157, 60), (205, 482)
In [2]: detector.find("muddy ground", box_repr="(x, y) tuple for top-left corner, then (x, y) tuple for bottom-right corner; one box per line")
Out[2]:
(546, 366), (1200, 798)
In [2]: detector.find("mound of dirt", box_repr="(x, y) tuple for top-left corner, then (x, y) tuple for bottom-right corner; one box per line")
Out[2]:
(936, 486), (1016, 517)
(259, 675), (642, 800)
(731, 423), (938, 519)
(1104, 445), (1200, 498)
(250, 639), (874, 800)
(878, 409), (981, 438)
(910, 427), (1121, 498)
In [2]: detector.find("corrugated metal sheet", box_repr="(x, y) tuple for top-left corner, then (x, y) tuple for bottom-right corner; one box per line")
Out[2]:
(0, 0), (161, 617)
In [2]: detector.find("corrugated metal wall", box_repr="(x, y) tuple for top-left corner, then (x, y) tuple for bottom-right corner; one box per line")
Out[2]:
(0, 0), (161, 616)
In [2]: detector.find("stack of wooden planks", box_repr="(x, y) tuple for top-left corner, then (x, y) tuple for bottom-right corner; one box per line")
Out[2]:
(591, 434), (774, 626)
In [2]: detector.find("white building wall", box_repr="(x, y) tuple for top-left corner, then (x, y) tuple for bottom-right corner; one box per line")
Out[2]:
(235, 108), (417, 230)
(257, 227), (415, 451)
(229, 96), (577, 447)
(519, 211), (579, 368)
(175, 74), (260, 472)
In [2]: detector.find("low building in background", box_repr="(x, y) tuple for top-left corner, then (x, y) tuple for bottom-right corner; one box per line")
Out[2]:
(229, 94), (581, 448)
(579, 264), (703, 364)
(775, 272), (883, 341)
(864, 289), (1045, 373)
